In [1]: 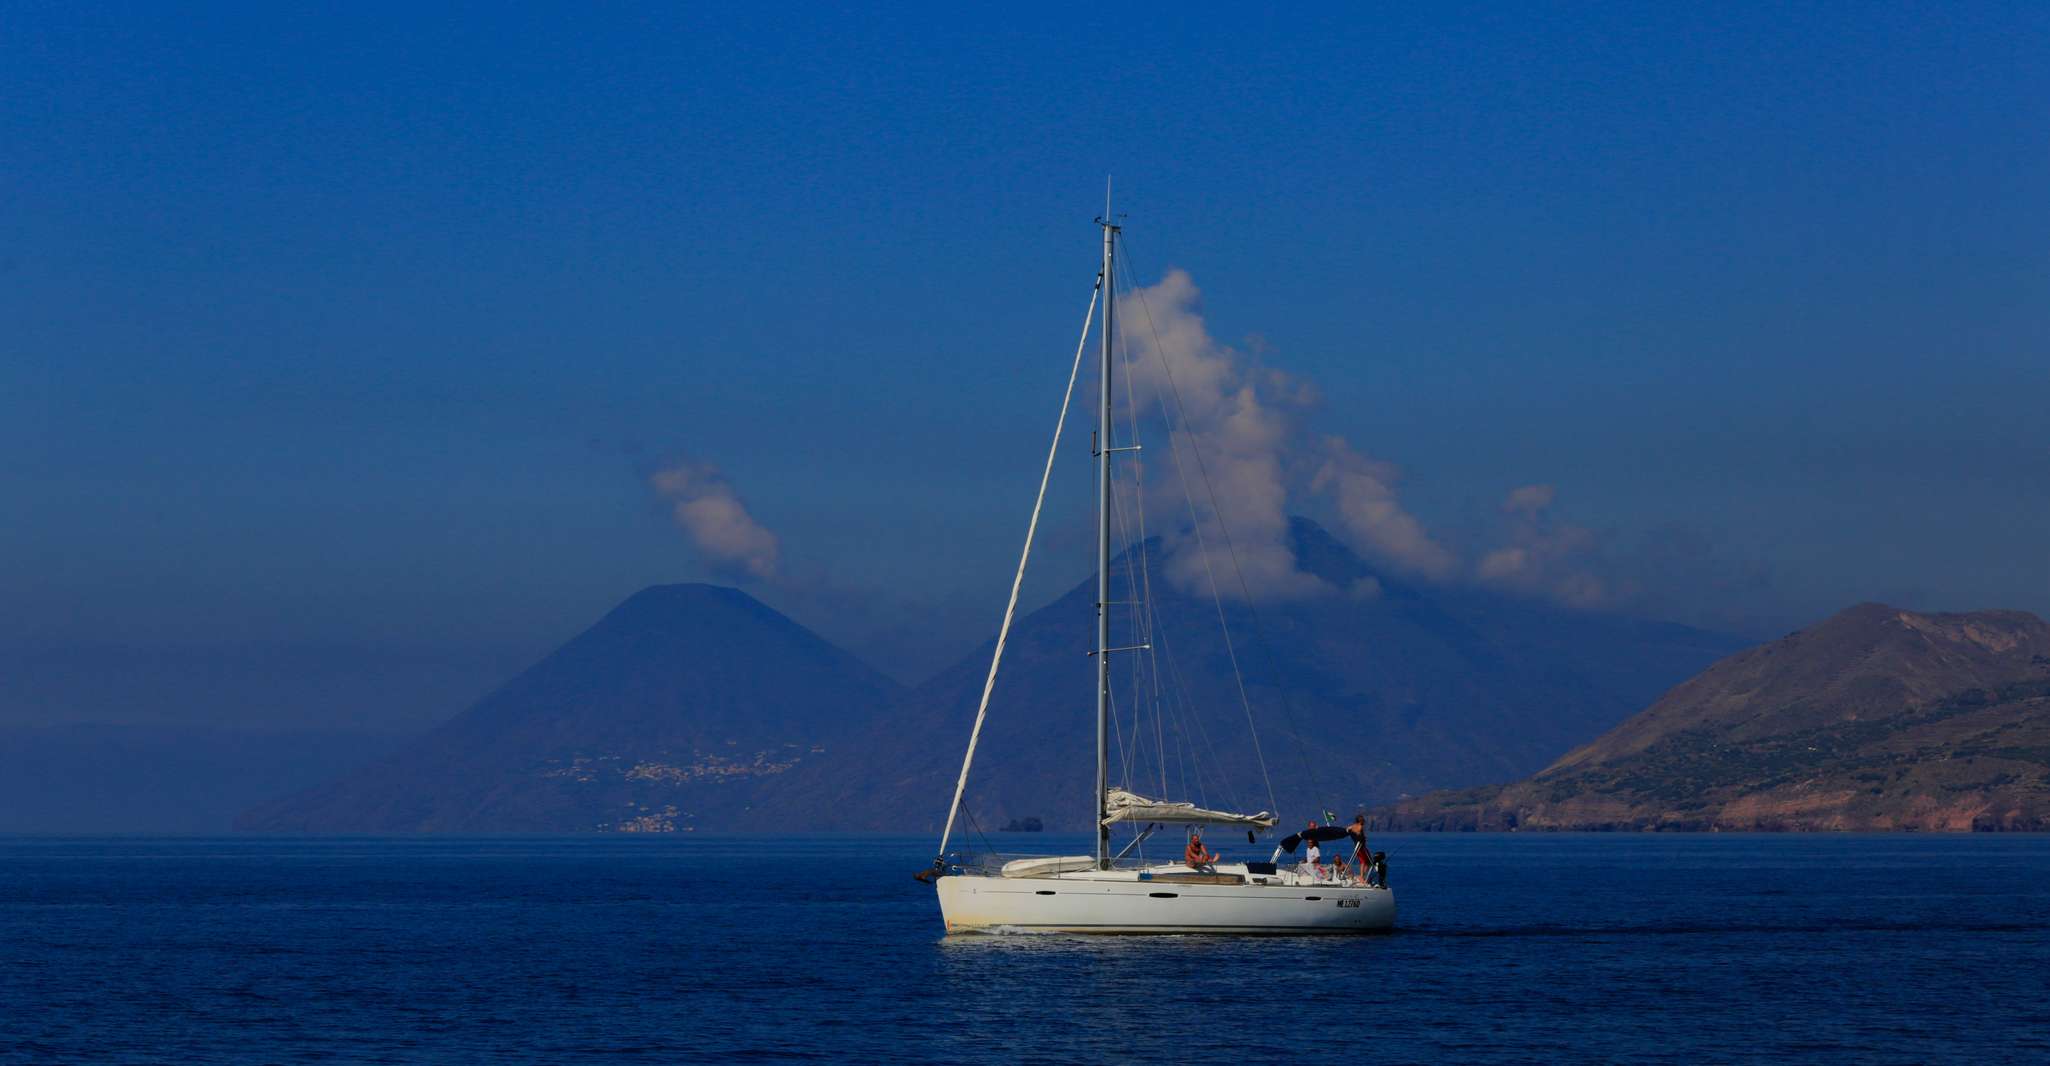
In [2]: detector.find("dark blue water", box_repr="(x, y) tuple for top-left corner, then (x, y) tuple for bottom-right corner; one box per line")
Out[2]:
(4, 834), (2048, 1063)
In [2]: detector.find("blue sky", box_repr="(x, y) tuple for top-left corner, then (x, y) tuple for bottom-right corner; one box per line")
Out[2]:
(6, 3), (2049, 714)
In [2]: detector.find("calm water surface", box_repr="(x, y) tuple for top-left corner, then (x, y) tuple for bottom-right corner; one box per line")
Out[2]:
(3, 833), (2048, 1063)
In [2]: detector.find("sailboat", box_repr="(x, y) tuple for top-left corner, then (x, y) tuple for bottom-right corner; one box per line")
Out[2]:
(924, 208), (1397, 934)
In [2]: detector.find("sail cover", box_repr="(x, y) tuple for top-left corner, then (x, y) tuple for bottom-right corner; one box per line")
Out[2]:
(1102, 789), (1277, 828)
(1001, 855), (1096, 879)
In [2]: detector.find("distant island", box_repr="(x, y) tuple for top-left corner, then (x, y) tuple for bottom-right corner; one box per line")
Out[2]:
(237, 541), (2050, 835)
(239, 518), (1746, 834)
(1374, 604), (2050, 832)
(235, 584), (903, 834)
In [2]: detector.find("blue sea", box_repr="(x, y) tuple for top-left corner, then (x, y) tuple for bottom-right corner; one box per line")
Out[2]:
(4, 834), (2048, 1064)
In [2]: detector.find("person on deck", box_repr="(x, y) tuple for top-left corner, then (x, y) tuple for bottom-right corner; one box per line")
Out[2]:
(1348, 813), (1370, 881)
(1184, 830), (1220, 871)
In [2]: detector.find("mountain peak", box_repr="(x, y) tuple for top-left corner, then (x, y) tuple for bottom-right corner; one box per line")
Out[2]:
(630, 581), (746, 598)
(237, 582), (900, 833)
(1285, 515), (1388, 592)
(1775, 602), (2050, 672)
(1106, 515), (1392, 597)
(590, 583), (805, 642)
(612, 582), (759, 613)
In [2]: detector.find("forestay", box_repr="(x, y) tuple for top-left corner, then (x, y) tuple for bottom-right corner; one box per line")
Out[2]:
(1101, 788), (1277, 828)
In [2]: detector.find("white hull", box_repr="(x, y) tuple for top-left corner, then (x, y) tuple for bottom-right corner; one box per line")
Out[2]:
(935, 865), (1395, 935)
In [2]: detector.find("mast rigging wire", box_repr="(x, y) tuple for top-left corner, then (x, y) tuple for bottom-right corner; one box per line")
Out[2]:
(1115, 235), (1314, 821)
(1106, 277), (1248, 818)
(1115, 308), (1173, 800)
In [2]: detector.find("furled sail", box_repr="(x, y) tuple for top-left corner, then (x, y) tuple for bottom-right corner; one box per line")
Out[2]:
(1101, 789), (1278, 828)
(1000, 856), (1097, 879)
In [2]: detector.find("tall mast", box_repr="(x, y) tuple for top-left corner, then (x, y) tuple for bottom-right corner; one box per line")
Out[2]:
(1094, 208), (1118, 869)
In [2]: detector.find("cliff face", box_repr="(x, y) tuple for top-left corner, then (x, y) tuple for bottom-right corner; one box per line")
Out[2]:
(1378, 604), (2050, 831)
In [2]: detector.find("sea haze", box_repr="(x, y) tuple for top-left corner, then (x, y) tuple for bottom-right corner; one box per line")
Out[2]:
(3, 834), (2047, 1063)
(238, 520), (1749, 835)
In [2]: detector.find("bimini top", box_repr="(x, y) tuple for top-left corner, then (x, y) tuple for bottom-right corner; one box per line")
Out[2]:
(1101, 789), (1278, 829)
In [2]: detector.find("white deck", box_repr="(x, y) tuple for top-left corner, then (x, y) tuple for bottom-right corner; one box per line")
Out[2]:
(935, 861), (1395, 935)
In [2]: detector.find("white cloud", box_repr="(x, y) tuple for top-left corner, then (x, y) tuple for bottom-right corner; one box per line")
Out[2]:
(1310, 437), (1458, 579)
(1501, 483), (1557, 516)
(1475, 484), (1614, 608)
(1114, 268), (1457, 598)
(1476, 546), (1528, 581)
(648, 459), (781, 581)
(1117, 270), (1325, 599)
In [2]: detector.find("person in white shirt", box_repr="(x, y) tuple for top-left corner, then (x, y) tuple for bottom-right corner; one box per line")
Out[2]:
(1300, 838), (1322, 881)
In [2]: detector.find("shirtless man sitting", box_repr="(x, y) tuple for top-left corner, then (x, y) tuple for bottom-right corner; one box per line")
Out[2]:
(1184, 830), (1221, 870)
